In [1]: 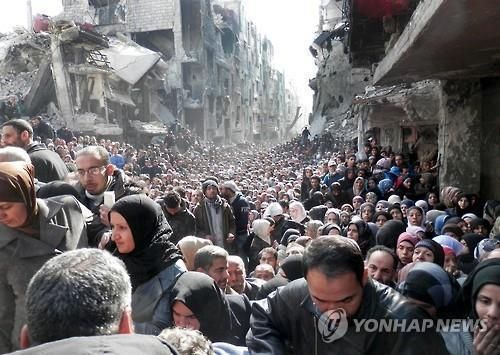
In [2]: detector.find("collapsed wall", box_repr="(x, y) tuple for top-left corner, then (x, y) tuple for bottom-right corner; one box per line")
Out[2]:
(310, 41), (370, 143)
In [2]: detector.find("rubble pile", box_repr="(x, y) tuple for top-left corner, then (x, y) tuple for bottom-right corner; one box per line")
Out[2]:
(0, 30), (50, 98)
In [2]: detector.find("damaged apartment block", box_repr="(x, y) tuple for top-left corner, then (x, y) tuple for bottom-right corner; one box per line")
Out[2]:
(0, 0), (300, 144)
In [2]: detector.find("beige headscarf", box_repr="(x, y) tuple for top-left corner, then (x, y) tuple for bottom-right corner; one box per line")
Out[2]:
(177, 236), (213, 270)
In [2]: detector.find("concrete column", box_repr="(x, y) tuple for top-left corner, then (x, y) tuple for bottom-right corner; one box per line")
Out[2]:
(480, 78), (500, 200)
(437, 80), (481, 194)
(50, 36), (74, 126)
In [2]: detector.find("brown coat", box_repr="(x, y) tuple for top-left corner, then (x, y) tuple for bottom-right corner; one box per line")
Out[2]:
(193, 197), (236, 252)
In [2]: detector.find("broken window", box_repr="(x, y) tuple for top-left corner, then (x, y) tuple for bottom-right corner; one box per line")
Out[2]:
(92, 0), (126, 26)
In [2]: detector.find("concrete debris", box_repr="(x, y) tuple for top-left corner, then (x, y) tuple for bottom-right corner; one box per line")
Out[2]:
(0, 0), (300, 144)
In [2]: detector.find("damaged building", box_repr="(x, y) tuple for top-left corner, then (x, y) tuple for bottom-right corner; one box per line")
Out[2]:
(311, 0), (500, 199)
(0, 0), (299, 144)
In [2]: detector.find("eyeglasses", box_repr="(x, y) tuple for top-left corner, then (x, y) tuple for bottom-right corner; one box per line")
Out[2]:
(77, 166), (106, 177)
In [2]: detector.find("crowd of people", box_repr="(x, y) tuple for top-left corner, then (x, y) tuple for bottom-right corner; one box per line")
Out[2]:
(0, 117), (499, 355)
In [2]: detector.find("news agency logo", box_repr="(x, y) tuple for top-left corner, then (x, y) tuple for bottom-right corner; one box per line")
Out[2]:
(317, 310), (487, 343)
(317, 308), (348, 343)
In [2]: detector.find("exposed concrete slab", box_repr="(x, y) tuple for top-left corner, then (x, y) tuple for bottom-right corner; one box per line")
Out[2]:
(374, 0), (500, 85)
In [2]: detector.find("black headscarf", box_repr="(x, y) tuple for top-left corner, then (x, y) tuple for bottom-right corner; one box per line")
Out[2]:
(109, 194), (182, 290)
(280, 254), (304, 281)
(171, 271), (233, 343)
(346, 219), (374, 256)
(414, 239), (445, 267)
(463, 233), (487, 254)
(376, 220), (406, 250)
(461, 258), (500, 319)
(308, 205), (328, 222)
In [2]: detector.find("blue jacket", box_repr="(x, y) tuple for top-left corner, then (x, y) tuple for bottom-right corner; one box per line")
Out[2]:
(132, 259), (186, 335)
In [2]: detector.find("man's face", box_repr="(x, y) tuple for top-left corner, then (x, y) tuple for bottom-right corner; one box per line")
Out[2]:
(259, 252), (277, 270)
(205, 185), (218, 199)
(227, 261), (246, 293)
(1, 125), (24, 147)
(30, 118), (40, 128)
(205, 257), (229, 290)
(219, 187), (230, 199)
(366, 251), (395, 285)
(75, 155), (109, 195)
(307, 268), (364, 317)
(311, 178), (319, 189)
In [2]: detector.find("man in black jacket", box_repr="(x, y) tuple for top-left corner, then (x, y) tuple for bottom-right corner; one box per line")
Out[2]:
(247, 236), (449, 355)
(221, 181), (250, 259)
(161, 190), (195, 244)
(1, 119), (68, 183)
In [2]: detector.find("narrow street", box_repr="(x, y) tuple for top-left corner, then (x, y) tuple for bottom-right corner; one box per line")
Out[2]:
(0, 1), (499, 355)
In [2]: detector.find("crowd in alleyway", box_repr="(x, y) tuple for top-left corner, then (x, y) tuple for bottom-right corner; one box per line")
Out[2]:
(0, 117), (499, 355)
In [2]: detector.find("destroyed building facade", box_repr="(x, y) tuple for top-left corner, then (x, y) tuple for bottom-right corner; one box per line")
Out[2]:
(310, 0), (499, 199)
(0, 0), (299, 144)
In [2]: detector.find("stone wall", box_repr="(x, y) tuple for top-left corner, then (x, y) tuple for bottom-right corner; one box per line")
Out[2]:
(480, 78), (500, 200)
(311, 42), (367, 140)
(60, 0), (93, 23)
(438, 80), (482, 194)
(126, 0), (177, 32)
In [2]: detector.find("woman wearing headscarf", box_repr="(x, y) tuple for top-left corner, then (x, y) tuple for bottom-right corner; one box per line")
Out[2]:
(349, 176), (367, 202)
(412, 239), (445, 267)
(176, 236), (213, 271)
(398, 262), (472, 355)
(288, 201), (309, 225)
(248, 219), (272, 272)
(109, 194), (186, 335)
(345, 219), (374, 257)
(396, 232), (419, 271)
(407, 206), (425, 228)
(0, 161), (88, 352)
(457, 233), (487, 275)
(373, 211), (392, 228)
(360, 202), (375, 223)
(171, 271), (247, 346)
(376, 219), (406, 250)
(461, 259), (500, 355)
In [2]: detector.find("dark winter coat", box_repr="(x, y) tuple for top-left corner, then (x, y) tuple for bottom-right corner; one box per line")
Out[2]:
(163, 204), (196, 245)
(230, 193), (250, 238)
(26, 142), (68, 183)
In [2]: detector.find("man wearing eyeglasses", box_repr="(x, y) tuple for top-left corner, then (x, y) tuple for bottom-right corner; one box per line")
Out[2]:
(75, 145), (142, 247)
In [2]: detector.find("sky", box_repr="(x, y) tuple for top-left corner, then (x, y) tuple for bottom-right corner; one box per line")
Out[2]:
(0, 0), (320, 117)
(243, 0), (320, 118)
